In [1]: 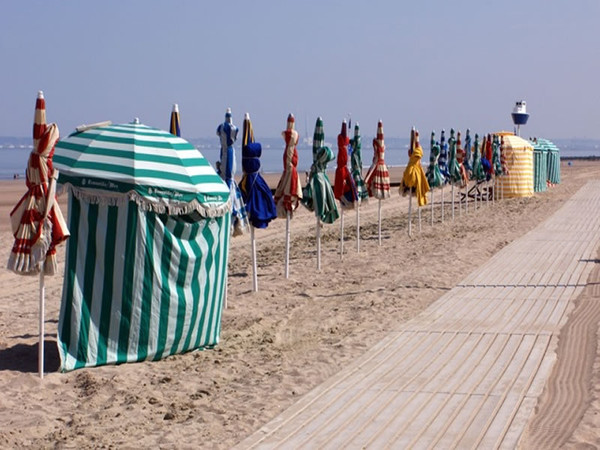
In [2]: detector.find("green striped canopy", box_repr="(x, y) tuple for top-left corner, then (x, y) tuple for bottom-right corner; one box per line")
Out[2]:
(55, 121), (231, 371)
(54, 122), (230, 217)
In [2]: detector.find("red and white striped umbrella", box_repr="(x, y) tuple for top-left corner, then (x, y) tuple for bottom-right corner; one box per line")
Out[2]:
(274, 113), (303, 217)
(364, 120), (390, 199)
(8, 91), (69, 275)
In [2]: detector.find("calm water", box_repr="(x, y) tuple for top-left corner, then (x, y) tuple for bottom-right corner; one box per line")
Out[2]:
(1, 136), (599, 180)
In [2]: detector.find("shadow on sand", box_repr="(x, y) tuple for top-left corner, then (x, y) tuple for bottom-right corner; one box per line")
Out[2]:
(0, 339), (60, 373)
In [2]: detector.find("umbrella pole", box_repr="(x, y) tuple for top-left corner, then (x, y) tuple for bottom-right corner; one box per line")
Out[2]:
(356, 203), (360, 253)
(451, 184), (455, 220)
(441, 185), (445, 223)
(39, 268), (45, 379)
(250, 225), (258, 292)
(340, 205), (344, 259)
(465, 182), (468, 214)
(486, 181), (490, 207)
(430, 189), (434, 226)
(408, 193), (413, 238)
(378, 199), (382, 246)
(316, 215), (321, 271)
(285, 211), (291, 279)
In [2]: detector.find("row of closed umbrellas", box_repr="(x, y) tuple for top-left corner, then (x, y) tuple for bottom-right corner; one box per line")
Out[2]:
(6, 93), (530, 377)
(204, 107), (521, 292)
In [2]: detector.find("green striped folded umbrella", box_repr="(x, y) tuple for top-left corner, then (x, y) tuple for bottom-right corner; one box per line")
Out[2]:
(447, 129), (463, 184)
(426, 131), (444, 188)
(350, 123), (368, 202)
(471, 133), (486, 182)
(53, 120), (231, 371)
(302, 117), (339, 224)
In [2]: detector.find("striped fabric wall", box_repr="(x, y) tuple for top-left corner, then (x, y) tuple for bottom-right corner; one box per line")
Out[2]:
(496, 137), (534, 198)
(533, 149), (548, 192)
(58, 196), (230, 371)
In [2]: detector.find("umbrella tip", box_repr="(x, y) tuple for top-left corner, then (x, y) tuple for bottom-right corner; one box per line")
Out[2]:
(37, 90), (44, 99)
(226, 107), (232, 117)
(244, 112), (250, 120)
(133, 117), (140, 124)
(172, 104), (179, 113)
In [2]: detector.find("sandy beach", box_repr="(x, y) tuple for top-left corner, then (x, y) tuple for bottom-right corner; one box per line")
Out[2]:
(1, 161), (599, 448)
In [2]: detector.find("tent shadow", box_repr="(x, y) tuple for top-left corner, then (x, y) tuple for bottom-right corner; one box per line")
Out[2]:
(0, 339), (60, 373)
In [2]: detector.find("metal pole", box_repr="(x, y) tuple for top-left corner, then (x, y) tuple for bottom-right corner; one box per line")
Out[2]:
(250, 226), (258, 292)
(378, 199), (382, 246)
(340, 205), (344, 259)
(285, 212), (290, 279)
(316, 216), (321, 270)
(39, 269), (45, 379)
(356, 203), (360, 252)
(408, 194), (413, 237)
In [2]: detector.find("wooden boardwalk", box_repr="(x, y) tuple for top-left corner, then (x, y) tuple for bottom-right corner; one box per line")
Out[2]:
(236, 181), (600, 449)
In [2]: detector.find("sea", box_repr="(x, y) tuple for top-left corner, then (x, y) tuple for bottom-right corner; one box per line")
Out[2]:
(1, 136), (599, 181)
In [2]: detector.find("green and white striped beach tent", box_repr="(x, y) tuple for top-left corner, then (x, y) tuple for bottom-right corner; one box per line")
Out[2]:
(536, 138), (561, 185)
(53, 121), (231, 371)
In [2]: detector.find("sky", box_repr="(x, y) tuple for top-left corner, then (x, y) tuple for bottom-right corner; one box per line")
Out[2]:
(1, 0), (599, 140)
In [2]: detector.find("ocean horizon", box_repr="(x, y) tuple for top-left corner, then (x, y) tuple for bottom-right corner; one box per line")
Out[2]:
(1, 135), (599, 181)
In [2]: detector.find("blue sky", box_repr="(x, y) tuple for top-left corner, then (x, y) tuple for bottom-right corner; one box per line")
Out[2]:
(1, 0), (599, 139)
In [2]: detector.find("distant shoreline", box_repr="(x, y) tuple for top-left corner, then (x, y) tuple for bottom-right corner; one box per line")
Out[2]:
(560, 155), (600, 160)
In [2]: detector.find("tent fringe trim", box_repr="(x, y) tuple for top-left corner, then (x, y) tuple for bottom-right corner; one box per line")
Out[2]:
(59, 183), (231, 218)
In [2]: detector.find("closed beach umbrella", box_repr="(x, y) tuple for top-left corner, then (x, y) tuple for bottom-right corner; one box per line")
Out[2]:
(400, 129), (430, 236)
(274, 114), (303, 218)
(500, 136), (509, 177)
(364, 120), (390, 244)
(53, 120), (231, 371)
(447, 129), (462, 185)
(426, 131), (444, 189)
(239, 113), (277, 291)
(334, 120), (357, 258)
(438, 129), (450, 182)
(364, 120), (390, 200)
(350, 122), (368, 252)
(426, 131), (443, 225)
(170, 103), (181, 137)
(463, 128), (473, 176)
(302, 117), (339, 224)
(447, 129), (462, 219)
(302, 117), (339, 270)
(9, 91), (69, 275)
(483, 134), (494, 178)
(492, 134), (503, 177)
(456, 131), (469, 187)
(239, 113), (277, 229)
(217, 108), (248, 236)
(8, 91), (70, 378)
(456, 131), (470, 215)
(438, 129), (449, 222)
(334, 119), (357, 209)
(274, 114), (303, 278)
(350, 122), (368, 203)
(471, 133), (486, 182)
(400, 129), (430, 207)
